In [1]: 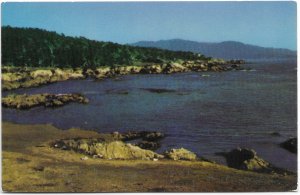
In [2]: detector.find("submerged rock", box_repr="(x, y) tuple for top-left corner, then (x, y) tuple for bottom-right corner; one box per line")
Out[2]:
(52, 139), (163, 160)
(270, 132), (281, 136)
(164, 148), (197, 161)
(30, 70), (53, 79)
(141, 88), (177, 94)
(2, 93), (89, 109)
(280, 138), (297, 154)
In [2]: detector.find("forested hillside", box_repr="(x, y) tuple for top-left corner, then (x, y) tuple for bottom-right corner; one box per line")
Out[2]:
(2, 26), (209, 68)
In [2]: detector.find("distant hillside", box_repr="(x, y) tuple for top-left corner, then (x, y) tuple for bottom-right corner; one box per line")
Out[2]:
(1, 27), (210, 68)
(132, 39), (296, 60)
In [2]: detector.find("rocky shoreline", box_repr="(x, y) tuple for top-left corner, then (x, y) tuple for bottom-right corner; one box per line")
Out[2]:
(2, 59), (245, 91)
(51, 132), (295, 175)
(2, 122), (297, 192)
(2, 93), (89, 109)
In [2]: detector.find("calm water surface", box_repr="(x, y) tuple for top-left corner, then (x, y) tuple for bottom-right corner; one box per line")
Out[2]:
(3, 60), (297, 171)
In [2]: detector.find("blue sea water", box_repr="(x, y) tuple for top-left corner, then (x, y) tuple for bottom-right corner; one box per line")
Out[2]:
(2, 59), (297, 171)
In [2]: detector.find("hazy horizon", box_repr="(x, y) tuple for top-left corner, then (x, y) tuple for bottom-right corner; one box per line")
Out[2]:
(2, 2), (297, 50)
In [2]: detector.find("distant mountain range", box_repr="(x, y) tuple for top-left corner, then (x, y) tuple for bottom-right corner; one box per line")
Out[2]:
(132, 39), (296, 60)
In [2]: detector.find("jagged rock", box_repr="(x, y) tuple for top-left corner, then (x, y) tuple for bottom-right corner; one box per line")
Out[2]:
(140, 64), (163, 74)
(51, 139), (163, 160)
(163, 63), (188, 74)
(52, 68), (69, 81)
(94, 67), (114, 79)
(118, 131), (165, 142)
(280, 138), (297, 153)
(30, 70), (53, 79)
(217, 148), (291, 174)
(229, 59), (245, 64)
(2, 93), (89, 109)
(118, 131), (143, 141)
(2, 72), (27, 82)
(129, 66), (143, 74)
(164, 148), (197, 161)
(135, 141), (160, 151)
(209, 65), (224, 72)
(143, 132), (164, 141)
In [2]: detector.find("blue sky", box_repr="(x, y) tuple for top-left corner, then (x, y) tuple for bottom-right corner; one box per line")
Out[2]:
(1, 2), (297, 50)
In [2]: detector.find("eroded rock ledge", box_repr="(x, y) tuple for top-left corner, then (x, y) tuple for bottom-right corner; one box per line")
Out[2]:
(51, 137), (198, 161)
(2, 60), (245, 91)
(2, 93), (89, 109)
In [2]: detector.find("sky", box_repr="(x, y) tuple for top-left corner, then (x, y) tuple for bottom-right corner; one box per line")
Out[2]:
(1, 1), (297, 50)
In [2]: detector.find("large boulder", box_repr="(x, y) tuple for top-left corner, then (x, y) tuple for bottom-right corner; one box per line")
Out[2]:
(50, 68), (70, 82)
(164, 148), (197, 161)
(52, 139), (163, 160)
(163, 63), (188, 74)
(116, 131), (165, 142)
(280, 138), (297, 153)
(30, 70), (53, 79)
(129, 66), (143, 74)
(68, 69), (85, 79)
(143, 132), (164, 141)
(217, 148), (285, 173)
(95, 67), (113, 79)
(140, 64), (163, 74)
(135, 141), (160, 151)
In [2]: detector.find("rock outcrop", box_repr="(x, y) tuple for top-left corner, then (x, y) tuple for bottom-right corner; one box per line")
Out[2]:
(163, 63), (188, 74)
(115, 131), (165, 142)
(217, 148), (292, 174)
(2, 59), (246, 91)
(280, 138), (297, 153)
(164, 148), (197, 161)
(52, 138), (163, 160)
(135, 141), (160, 151)
(111, 131), (165, 151)
(2, 93), (89, 109)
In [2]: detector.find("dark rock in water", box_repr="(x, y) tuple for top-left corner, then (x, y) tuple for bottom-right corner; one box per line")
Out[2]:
(230, 64), (244, 70)
(135, 141), (160, 151)
(118, 131), (144, 141)
(270, 132), (281, 136)
(229, 59), (245, 64)
(217, 147), (293, 174)
(280, 138), (297, 153)
(143, 132), (165, 141)
(141, 88), (177, 94)
(114, 131), (165, 150)
(106, 89), (129, 95)
(118, 131), (165, 142)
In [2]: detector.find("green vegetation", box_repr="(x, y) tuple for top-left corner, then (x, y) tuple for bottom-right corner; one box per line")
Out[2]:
(2, 26), (209, 69)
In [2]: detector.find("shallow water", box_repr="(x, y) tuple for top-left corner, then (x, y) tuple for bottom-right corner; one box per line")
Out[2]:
(2, 59), (297, 171)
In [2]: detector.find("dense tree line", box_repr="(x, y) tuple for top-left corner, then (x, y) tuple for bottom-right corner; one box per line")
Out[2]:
(2, 26), (209, 68)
